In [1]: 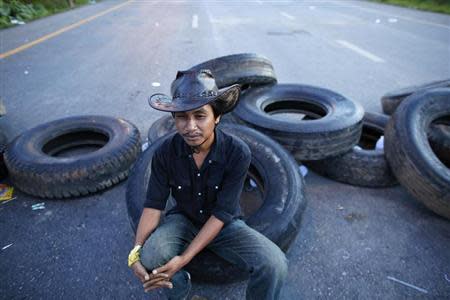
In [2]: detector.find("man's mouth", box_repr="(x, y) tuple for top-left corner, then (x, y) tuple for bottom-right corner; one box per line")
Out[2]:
(183, 134), (202, 140)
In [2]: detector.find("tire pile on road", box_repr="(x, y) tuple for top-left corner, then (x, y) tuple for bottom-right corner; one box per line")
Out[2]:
(1, 53), (448, 283)
(126, 53), (450, 283)
(141, 53), (450, 228)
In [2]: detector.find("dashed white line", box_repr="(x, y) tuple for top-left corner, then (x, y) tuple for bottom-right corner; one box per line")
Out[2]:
(334, 1), (450, 30)
(280, 11), (295, 20)
(336, 40), (385, 63)
(192, 14), (198, 28)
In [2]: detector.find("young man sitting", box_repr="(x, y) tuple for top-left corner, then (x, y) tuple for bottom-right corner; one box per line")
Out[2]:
(128, 69), (288, 299)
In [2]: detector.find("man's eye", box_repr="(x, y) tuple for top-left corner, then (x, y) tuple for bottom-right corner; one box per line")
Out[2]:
(196, 115), (206, 119)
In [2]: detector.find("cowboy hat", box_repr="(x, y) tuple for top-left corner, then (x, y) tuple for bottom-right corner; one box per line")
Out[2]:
(149, 69), (240, 113)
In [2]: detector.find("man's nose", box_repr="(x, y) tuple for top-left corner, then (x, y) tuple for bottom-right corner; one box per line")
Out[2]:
(186, 118), (197, 130)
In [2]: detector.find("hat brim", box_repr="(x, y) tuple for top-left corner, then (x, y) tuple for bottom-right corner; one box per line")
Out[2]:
(149, 84), (240, 113)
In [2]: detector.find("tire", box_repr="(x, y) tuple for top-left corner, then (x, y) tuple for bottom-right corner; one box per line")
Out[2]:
(384, 88), (450, 219)
(306, 112), (398, 187)
(381, 79), (450, 115)
(0, 132), (8, 180)
(428, 123), (450, 167)
(232, 84), (364, 161)
(127, 121), (306, 283)
(188, 53), (277, 90)
(5, 115), (141, 198)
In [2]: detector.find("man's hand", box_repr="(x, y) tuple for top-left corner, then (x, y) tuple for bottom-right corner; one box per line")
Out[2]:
(131, 261), (173, 292)
(152, 255), (188, 279)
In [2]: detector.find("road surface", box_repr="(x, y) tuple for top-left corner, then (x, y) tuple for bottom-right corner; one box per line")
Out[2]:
(0, 0), (449, 299)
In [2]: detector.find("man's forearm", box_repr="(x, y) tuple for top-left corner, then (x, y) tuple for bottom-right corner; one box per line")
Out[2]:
(134, 208), (162, 246)
(179, 215), (224, 265)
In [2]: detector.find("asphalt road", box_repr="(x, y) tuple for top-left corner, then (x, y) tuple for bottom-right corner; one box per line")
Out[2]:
(0, 0), (449, 299)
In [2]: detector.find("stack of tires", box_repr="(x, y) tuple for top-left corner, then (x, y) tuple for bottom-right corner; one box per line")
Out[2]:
(144, 54), (449, 220)
(129, 54), (449, 282)
(381, 82), (450, 219)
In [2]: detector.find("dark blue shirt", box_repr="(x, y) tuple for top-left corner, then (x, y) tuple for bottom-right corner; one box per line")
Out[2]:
(144, 127), (252, 226)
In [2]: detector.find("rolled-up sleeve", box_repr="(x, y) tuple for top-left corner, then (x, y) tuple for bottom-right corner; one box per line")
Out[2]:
(211, 145), (251, 225)
(144, 150), (170, 210)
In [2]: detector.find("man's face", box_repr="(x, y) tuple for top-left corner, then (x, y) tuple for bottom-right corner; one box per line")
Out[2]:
(174, 104), (220, 147)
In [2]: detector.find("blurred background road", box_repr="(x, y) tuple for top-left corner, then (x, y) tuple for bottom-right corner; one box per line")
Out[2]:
(0, 0), (449, 299)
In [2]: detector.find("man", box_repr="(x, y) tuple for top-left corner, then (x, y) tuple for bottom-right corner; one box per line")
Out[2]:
(128, 69), (288, 299)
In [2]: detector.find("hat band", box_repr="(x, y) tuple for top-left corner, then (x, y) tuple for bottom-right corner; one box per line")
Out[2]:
(173, 90), (218, 99)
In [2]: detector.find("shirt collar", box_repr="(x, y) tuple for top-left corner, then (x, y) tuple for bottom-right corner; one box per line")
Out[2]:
(176, 127), (224, 163)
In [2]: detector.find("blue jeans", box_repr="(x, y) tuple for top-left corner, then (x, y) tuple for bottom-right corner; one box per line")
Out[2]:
(140, 214), (288, 300)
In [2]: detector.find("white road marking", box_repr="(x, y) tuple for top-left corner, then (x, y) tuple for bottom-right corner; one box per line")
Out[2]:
(151, 82), (161, 87)
(280, 11), (295, 20)
(336, 40), (385, 63)
(335, 1), (450, 30)
(388, 18), (398, 23)
(387, 276), (428, 294)
(2, 243), (13, 250)
(256, 0), (263, 4)
(192, 14), (198, 28)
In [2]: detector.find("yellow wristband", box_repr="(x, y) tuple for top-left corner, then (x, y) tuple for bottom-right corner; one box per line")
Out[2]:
(128, 245), (142, 267)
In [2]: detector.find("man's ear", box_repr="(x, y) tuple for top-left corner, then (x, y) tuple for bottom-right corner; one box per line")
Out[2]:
(215, 115), (221, 124)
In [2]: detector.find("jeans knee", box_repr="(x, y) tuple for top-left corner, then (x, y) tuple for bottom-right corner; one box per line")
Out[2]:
(140, 236), (177, 271)
(262, 252), (288, 280)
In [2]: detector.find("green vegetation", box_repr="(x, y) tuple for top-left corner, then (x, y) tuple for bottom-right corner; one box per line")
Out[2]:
(0, 0), (93, 29)
(371, 0), (450, 14)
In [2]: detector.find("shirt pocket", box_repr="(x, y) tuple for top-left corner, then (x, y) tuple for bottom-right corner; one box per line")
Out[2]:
(205, 172), (223, 209)
(169, 178), (191, 207)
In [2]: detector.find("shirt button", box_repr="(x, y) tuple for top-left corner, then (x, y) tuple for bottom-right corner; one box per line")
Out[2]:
(215, 186), (219, 190)
(199, 210), (203, 214)
(208, 160), (212, 164)
(197, 173), (201, 177)
(177, 186), (182, 190)
(198, 192), (202, 196)
(188, 155), (192, 158)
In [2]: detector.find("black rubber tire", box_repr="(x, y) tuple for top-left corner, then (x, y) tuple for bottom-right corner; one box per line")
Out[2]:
(0, 131), (8, 180)
(306, 112), (398, 187)
(428, 123), (450, 166)
(381, 79), (450, 115)
(5, 115), (141, 198)
(127, 121), (306, 283)
(384, 88), (450, 219)
(188, 53), (277, 90)
(232, 84), (364, 161)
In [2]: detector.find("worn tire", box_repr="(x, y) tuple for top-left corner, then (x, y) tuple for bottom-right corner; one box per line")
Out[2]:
(232, 84), (364, 161)
(0, 132), (8, 180)
(428, 123), (450, 166)
(5, 115), (141, 198)
(385, 88), (450, 219)
(381, 79), (450, 115)
(306, 112), (398, 187)
(128, 121), (306, 283)
(188, 53), (277, 90)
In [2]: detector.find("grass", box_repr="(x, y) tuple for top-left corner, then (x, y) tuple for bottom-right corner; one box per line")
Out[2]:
(0, 0), (94, 29)
(370, 0), (450, 14)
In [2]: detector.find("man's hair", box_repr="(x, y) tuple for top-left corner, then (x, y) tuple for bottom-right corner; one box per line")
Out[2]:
(171, 100), (226, 119)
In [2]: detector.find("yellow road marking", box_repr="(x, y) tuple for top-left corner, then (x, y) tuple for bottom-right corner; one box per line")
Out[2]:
(0, 0), (133, 60)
